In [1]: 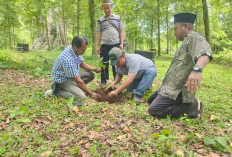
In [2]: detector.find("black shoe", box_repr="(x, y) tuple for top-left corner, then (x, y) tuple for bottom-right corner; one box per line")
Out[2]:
(132, 94), (142, 104)
(74, 101), (83, 107)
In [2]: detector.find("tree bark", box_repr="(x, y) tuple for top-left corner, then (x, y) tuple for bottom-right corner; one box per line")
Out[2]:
(88, 0), (97, 56)
(166, 7), (169, 54)
(77, 0), (80, 35)
(150, 15), (154, 50)
(57, 19), (67, 45)
(202, 0), (210, 43)
(157, 0), (161, 56)
(6, 3), (12, 49)
(62, 1), (66, 37)
(45, 15), (50, 51)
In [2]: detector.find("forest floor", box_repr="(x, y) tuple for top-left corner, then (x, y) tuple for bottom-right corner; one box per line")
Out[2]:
(0, 49), (232, 156)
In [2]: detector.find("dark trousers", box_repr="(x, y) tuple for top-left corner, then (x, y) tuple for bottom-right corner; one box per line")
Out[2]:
(147, 91), (198, 118)
(100, 43), (120, 83)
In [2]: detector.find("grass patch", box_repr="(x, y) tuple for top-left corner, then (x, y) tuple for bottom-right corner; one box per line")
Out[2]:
(0, 49), (232, 156)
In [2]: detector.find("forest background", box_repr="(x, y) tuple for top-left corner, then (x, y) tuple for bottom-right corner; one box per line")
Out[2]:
(0, 0), (232, 59)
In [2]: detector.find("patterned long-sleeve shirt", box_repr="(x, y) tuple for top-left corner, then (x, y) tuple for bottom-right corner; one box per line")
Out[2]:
(159, 32), (213, 103)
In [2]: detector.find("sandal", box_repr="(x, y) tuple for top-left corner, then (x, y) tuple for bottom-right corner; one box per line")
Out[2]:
(197, 100), (204, 119)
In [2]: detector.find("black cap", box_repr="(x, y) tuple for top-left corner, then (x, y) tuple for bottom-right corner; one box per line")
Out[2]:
(174, 13), (196, 24)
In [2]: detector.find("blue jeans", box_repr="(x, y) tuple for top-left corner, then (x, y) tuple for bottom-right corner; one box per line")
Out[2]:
(127, 66), (157, 97)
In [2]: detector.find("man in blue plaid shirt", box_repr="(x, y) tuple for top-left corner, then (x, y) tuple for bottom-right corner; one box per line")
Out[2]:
(52, 36), (101, 102)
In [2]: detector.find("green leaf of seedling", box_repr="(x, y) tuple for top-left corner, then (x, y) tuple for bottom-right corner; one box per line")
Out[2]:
(204, 137), (216, 146)
(98, 57), (106, 69)
(215, 136), (228, 149)
(74, 145), (79, 153)
(161, 129), (171, 135)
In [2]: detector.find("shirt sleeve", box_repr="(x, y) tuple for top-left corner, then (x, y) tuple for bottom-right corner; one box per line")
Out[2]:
(63, 60), (79, 78)
(79, 56), (84, 62)
(115, 67), (123, 76)
(188, 34), (213, 63)
(119, 18), (124, 30)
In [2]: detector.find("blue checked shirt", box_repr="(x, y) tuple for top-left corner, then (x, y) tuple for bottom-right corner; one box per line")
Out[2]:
(52, 45), (84, 83)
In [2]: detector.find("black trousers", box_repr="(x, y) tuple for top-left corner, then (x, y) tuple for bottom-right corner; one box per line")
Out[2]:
(100, 43), (120, 82)
(147, 90), (198, 118)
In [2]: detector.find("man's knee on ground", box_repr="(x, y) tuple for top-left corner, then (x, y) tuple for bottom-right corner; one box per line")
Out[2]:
(74, 92), (86, 100)
(148, 106), (164, 118)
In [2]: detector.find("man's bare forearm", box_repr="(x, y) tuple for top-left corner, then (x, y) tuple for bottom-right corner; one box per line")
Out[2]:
(195, 55), (210, 69)
(74, 77), (92, 96)
(119, 30), (124, 44)
(97, 32), (101, 47)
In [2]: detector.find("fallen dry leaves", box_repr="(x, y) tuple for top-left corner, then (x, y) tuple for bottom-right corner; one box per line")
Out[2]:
(1, 69), (231, 156)
(176, 148), (184, 156)
(34, 116), (52, 123)
(210, 152), (220, 157)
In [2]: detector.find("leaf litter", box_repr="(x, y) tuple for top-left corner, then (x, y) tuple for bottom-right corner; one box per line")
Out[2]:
(1, 69), (231, 156)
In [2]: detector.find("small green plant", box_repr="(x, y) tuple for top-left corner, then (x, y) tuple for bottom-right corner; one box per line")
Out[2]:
(70, 145), (79, 155)
(150, 129), (178, 154)
(204, 136), (231, 152)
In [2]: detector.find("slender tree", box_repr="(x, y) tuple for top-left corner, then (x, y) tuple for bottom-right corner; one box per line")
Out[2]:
(88, 0), (97, 56)
(166, 7), (169, 54)
(76, 0), (80, 35)
(202, 0), (210, 43)
(157, 0), (161, 56)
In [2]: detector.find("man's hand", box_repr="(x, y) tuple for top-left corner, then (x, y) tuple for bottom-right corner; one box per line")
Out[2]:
(95, 67), (101, 73)
(108, 90), (118, 97)
(119, 44), (123, 50)
(97, 46), (100, 55)
(90, 92), (101, 99)
(105, 84), (115, 92)
(185, 71), (202, 93)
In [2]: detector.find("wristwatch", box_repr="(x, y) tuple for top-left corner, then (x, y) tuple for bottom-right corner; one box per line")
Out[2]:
(193, 65), (203, 72)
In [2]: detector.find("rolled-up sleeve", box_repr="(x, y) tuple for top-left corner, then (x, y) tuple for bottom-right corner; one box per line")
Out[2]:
(119, 18), (124, 30)
(188, 34), (213, 63)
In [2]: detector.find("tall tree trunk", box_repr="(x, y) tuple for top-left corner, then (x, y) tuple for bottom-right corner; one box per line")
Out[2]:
(72, 22), (75, 37)
(202, 0), (210, 43)
(88, 0), (97, 56)
(57, 19), (67, 45)
(31, 19), (34, 45)
(166, 7), (169, 54)
(157, 0), (161, 56)
(45, 15), (50, 51)
(62, 1), (66, 37)
(6, 4), (12, 49)
(150, 15), (154, 50)
(77, 0), (80, 35)
(13, 27), (16, 49)
(195, 0), (199, 32)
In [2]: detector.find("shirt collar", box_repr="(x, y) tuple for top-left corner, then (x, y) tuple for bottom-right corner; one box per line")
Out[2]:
(184, 31), (194, 40)
(104, 14), (115, 18)
(68, 45), (79, 59)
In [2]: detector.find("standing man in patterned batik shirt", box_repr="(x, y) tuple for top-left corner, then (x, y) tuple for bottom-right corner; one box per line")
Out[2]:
(148, 13), (213, 119)
(97, 0), (124, 85)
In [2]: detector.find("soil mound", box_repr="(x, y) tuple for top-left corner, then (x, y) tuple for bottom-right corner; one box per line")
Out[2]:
(93, 87), (124, 104)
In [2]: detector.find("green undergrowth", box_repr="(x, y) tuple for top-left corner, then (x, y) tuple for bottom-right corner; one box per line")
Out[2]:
(0, 49), (231, 156)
